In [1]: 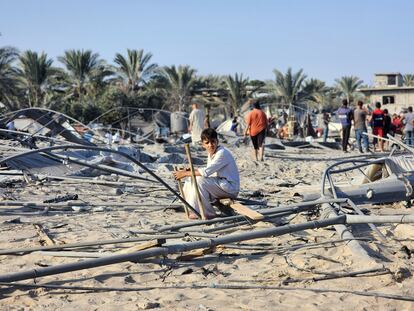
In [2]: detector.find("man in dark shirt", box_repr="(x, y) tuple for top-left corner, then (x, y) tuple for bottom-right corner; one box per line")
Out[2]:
(337, 99), (353, 152)
(353, 101), (369, 153)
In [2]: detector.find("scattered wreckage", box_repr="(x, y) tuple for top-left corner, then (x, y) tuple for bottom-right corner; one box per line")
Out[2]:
(0, 110), (413, 303)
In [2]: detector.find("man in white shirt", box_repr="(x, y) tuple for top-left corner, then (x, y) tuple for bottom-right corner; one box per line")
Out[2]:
(173, 128), (240, 219)
(188, 102), (205, 146)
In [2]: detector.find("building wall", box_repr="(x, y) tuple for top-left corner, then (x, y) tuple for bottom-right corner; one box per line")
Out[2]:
(374, 74), (403, 87)
(374, 76), (389, 87)
(364, 89), (414, 113)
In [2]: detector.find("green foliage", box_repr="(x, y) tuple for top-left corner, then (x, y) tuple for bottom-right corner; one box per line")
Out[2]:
(403, 74), (414, 87)
(303, 78), (332, 110)
(224, 73), (249, 115)
(114, 49), (158, 93)
(17, 50), (60, 108)
(0, 46), (19, 110)
(273, 68), (307, 108)
(58, 49), (112, 102)
(334, 76), (364, 104)
(193, 74), (224, 89)
(161, 65), (196, 111)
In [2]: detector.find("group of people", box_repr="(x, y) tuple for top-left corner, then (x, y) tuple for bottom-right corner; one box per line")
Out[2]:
(330, 99), (414, 153)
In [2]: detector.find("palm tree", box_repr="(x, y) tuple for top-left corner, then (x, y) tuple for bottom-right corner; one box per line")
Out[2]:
(273, 68), (308, 112)
(224, 73), (249, 116)
(403, 74), (414, 87)
(58, 49), (108, 103)
(334, 76), (364, 104)
(303, 78), (332, 110)
(194, 74), (224, 90)
(114, 49), (158, 93)
(0, 46), (19, 110)
(17, 50), (59, 107)
(161, 65), (196, 111)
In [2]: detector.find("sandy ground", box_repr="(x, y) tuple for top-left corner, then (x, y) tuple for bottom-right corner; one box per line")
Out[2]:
(0, 139), (414, 310)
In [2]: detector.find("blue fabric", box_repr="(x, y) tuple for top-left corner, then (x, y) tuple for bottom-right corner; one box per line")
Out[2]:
(355, 128), (369, 151)
(406, 130), (414, 146)
(337, 107), (353, 126)
(323, 127), (329, 142)
(372, 110), (384, 127)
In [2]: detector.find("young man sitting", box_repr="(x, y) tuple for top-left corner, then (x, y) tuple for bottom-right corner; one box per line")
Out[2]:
(173, 128), (240, 219)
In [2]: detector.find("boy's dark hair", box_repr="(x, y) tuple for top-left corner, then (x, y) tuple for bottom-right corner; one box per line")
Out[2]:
(383, 109), (388, 114)
(201, 128), (218, 142)
(357, 101), (363, 107)
(253, 101), (261, 109)
(342, 99), (348, 106)
(375, 102), (381, 109)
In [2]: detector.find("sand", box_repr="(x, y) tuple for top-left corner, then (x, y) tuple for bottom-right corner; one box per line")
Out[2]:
(0, 140), (414, 310)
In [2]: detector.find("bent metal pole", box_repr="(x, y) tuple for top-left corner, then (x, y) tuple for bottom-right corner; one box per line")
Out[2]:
(0, 216), (345, 283)
(0, 144), (201, 218)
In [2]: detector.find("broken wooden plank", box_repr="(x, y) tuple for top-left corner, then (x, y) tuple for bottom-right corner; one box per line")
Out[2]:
(177, 245), (224, 261)
(115, 239), (165, 254)
(219, 199), (264, 221)
(33, 224), (55, 246)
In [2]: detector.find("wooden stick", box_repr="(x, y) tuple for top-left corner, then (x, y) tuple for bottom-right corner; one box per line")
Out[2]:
(184, 144), (206, 219)
(115, 239), (165, 255)
(219, 199), (264, 221)
(174, 165), (190, 219)
(33, 224), (56, 246)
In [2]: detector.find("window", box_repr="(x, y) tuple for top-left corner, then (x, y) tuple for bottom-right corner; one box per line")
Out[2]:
(382, 96), (395, 105)
(387, 75), (396, 85)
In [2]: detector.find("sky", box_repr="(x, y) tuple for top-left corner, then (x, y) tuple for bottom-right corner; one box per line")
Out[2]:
(1, 0), (414, 86)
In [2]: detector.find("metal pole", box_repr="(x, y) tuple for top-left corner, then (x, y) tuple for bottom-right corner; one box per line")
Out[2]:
(0, 144), (201, 218)
(320, 202), (377, 265)
(346, 214), (414, 224)
(0, 216), (345, 283)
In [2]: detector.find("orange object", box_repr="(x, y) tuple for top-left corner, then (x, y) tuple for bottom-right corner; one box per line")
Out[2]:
(245, 109), (268, 137)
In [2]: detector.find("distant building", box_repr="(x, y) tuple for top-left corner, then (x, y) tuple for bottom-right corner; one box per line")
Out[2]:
(359, 73), (414, 113)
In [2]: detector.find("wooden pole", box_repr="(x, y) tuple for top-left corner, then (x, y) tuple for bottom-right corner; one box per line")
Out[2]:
(174, 165), (190, 219)
(184, 143), (206, 219)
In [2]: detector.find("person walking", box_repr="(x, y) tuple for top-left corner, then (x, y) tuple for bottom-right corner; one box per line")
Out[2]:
(403, 106), (414, 146)
(244, 101), (268, 161)
(188, 102), (206, 146)
(353, 101), (370, 153)
(337, 99), (353, 152)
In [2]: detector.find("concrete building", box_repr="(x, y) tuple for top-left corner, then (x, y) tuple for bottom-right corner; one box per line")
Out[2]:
(359, 73), (414, 113)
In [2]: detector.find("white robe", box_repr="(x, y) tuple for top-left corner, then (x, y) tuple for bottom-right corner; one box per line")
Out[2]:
(189, 108), (205, 145)
(183, 146), (239, 216)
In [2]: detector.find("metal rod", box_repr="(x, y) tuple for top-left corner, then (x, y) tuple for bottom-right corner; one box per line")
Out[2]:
(320, 202), (377, 265)
(0, 234), (186, 256)
(0, 216), (346, 282)
(0, 144), (201, 218)
(346, 214), (414, 224)
(346, 199), (387, 241)
(158, 198), (348, 232)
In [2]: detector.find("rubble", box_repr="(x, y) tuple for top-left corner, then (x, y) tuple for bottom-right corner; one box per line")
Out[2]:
(0, 116), (414, 310)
